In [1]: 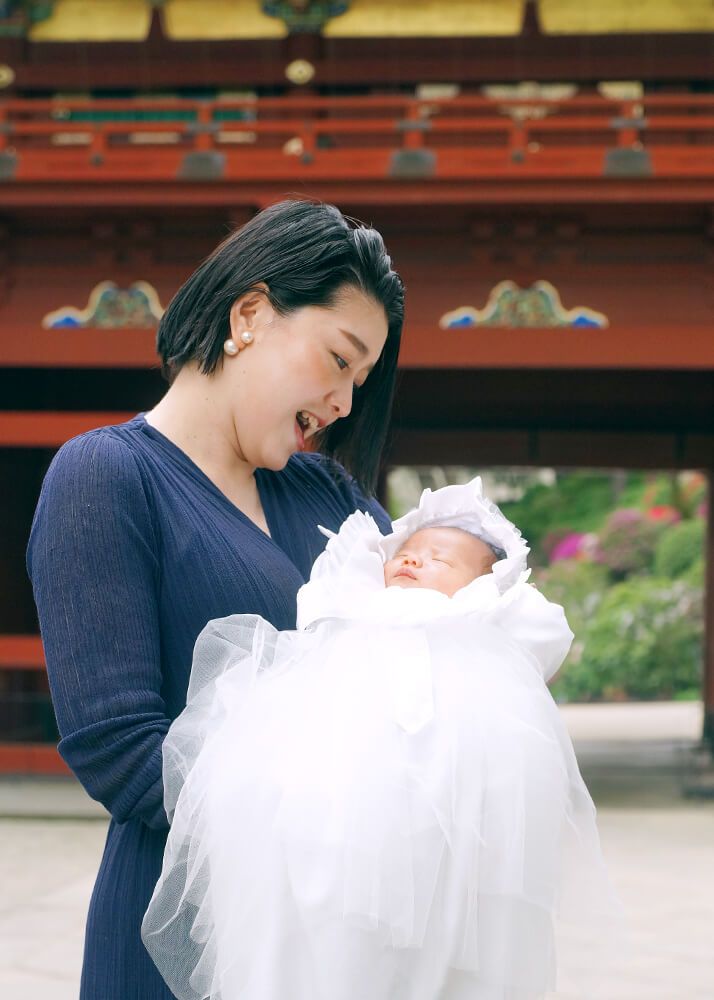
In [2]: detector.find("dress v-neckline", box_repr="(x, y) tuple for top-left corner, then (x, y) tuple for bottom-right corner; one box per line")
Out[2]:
(136, 413), (278, 544)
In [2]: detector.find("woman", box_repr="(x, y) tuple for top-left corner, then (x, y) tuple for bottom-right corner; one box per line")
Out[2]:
(27, 199), (404, 1000)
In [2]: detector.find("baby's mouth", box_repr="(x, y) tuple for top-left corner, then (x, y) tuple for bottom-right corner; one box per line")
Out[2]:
(394, 567), (417, 581)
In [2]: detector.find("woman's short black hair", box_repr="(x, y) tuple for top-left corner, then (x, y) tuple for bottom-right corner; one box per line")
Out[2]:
(157, 199), (404, 494)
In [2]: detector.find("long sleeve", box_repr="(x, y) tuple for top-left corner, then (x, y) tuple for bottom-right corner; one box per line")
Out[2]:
(27, 431), (170, 830)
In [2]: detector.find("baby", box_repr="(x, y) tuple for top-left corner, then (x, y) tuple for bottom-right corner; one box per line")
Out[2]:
(143, 478), (618, 1000)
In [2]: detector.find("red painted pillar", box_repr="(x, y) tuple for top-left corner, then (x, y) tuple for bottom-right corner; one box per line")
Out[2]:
(704, 470), (714, 747)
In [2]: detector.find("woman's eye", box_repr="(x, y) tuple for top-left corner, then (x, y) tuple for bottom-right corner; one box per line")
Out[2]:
(333, 353), (349, 371)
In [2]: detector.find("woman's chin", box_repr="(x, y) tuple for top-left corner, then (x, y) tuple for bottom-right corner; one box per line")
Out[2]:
(260, 441), (295, 470)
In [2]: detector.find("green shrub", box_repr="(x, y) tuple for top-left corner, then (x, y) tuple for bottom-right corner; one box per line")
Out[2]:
(536, 561), (609, 702)
(500, 473), (627, 563)
(684, 559), (705, 588)
(535, 560), (609, 638)
(553, 576), (703, 702)
(654, 518), (705, 578)
(595, 509), (664, 579)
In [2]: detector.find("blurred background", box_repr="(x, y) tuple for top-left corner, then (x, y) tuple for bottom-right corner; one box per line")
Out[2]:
(0, 2), (713, 997)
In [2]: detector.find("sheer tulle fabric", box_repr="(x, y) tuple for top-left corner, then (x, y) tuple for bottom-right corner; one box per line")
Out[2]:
(142, 612), (619, 1000)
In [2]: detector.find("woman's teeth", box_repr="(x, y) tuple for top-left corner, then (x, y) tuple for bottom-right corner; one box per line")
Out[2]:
(297, 411), (319, 434)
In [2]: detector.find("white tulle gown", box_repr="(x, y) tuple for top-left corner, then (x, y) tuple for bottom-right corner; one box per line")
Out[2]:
(142, 480), (620, 1000)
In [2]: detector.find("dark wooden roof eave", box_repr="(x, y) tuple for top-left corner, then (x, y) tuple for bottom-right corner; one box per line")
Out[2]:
(3, 31), (714, 93)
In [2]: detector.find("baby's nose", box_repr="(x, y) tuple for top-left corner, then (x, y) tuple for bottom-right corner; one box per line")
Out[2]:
(401, 553), (421, 567)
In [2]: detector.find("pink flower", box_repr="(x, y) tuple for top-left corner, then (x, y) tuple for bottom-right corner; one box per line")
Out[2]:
(550, 532), (585, 563)
(608, 508), (642, 527)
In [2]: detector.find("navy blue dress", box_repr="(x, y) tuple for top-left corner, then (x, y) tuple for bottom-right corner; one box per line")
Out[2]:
(27, 413), (390, 1000)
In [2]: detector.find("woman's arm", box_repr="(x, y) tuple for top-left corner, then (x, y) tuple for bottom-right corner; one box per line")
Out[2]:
(27, 431), (170, 830)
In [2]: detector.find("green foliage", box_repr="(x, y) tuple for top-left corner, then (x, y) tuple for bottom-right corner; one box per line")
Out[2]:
(500, 472), (704, 564)
(673, 688), (702, 702)
(535, 560), (609, 639)
(500, 473), (620, 562)
(653, 518), (705, 579)
(646, 471), (707, 519)
(536, 561), (610, 702)
(684, 559), (705, 588)
(595, 509), (664, 579)
(553, 576), (703, 702)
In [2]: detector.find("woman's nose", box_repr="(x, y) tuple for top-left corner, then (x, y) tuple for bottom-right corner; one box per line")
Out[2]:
(329, 383), (353, 420)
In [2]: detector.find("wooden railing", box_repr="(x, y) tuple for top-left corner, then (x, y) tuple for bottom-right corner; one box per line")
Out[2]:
(0, 636), (69, 773)
(1, 93), (714, 183)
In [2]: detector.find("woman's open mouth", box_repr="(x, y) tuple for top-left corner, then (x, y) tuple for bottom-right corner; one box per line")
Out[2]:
(296, 410), (323, 449)
(296, 410), (320, 433)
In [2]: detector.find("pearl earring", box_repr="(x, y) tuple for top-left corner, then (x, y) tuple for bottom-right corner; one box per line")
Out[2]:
(240, 331), (254, 345)
(224, 338), (239, 356)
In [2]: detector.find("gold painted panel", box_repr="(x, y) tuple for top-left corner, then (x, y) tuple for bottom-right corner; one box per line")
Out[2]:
(539, 0), (714, 35)
(163, 0), (286, 39)
(323, 0), (524, 38)
(29, 0), (151, 42)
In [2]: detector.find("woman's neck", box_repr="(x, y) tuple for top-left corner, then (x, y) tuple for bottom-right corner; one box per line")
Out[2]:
(145, 364), (256, 495)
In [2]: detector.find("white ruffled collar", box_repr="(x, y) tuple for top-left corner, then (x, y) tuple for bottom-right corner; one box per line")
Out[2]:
(296, 477), (530, 630)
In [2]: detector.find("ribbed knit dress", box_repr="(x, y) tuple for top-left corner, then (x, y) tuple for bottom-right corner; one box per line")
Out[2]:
(26, 413), (390, 1000)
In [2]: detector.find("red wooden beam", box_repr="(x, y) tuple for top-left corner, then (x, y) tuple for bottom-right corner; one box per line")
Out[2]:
(0, 743), (70, 776)
(0, 327), (158, 367)
(2, 325), (714, 371)
(4, 133), (714, 184)
(0, 635), (44, 670)
(0, 412), (135, 446)
(399, 325), (714, 371)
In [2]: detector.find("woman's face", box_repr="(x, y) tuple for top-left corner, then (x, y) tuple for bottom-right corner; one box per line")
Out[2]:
(220, 284), (389, 471)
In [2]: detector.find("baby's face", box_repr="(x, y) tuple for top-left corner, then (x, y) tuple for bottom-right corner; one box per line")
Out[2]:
(383, 527), (497, 598)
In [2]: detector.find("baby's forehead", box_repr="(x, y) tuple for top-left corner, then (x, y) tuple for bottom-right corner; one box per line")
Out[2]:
(397, 526), (482, 553)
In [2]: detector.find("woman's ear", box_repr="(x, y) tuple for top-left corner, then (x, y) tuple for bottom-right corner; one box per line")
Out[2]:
(229, 284), (272, 342)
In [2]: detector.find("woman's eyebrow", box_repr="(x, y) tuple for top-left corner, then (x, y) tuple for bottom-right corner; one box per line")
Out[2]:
(339, 329), (376, 372)
(339, 329), (367, 355)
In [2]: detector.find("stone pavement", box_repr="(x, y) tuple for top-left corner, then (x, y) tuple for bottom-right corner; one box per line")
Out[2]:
(1, 701), (713, 999)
